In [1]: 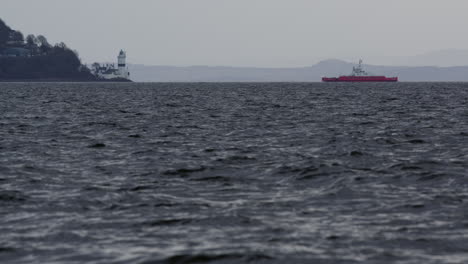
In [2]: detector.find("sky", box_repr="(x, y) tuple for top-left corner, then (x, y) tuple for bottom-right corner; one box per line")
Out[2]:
(2, 0), (468, 67)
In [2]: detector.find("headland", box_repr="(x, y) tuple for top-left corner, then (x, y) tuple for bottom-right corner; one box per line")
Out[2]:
(0, 18), (130, 82)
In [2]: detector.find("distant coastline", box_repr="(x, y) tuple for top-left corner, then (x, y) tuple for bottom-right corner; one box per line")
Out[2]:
(129, 61), (468, 82)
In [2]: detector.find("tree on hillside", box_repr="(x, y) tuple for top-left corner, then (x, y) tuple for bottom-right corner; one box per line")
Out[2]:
(10, 31), (24, 43)
(37, 35), (51, 53)
(26, 34), (38, 46)
(91, 62), (101, 75)
(25, 34), (40, 55)
(0, 19), (12, 47)
(0, 19), (8, 29)
(37, 35), (51, 47)
(56, 42), (68, 49)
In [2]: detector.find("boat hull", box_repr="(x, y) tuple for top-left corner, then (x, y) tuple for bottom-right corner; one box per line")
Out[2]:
(322, 76), (398, 82)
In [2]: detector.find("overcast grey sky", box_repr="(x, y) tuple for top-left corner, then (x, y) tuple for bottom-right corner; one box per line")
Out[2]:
(2, 0), (468, 67)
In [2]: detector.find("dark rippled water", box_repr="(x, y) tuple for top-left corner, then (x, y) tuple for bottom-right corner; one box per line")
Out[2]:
(1, 82), (468, 264)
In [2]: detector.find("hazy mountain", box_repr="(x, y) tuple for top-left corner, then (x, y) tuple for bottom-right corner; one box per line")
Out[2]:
(129, 59), (468, 82)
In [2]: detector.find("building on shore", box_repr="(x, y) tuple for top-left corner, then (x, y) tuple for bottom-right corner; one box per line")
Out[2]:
(1, 47), (31, 57)
(93, 50), (130, 80)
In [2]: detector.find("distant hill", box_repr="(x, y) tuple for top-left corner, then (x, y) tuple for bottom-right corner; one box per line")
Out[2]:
(129, 60), (468, 82)
(0, 18), (97, 81)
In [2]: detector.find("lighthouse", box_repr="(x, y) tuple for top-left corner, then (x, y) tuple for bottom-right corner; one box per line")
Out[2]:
(117, 50), (129, 79)
(94, 50), (131, 80)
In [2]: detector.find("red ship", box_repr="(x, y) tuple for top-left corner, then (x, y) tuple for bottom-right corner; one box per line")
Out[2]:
(322, 60), (398, 82)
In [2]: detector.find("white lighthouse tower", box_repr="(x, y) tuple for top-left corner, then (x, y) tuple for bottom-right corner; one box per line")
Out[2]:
(94, 50), (131, 80)
(117, 50), (129, 79)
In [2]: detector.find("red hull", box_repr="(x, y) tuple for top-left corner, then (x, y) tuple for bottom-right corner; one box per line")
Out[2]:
(322, 76), (398, 82)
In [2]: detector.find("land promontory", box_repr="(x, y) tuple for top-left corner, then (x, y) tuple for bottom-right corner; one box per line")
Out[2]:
(0, 19), (102, 82)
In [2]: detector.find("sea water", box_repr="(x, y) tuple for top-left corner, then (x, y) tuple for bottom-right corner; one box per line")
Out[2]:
(1, 82), (468, 264)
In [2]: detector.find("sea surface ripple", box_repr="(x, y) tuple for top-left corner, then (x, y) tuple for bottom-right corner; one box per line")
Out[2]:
(1, 82), (468, 264)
